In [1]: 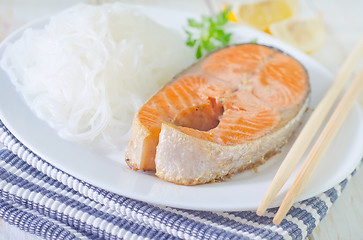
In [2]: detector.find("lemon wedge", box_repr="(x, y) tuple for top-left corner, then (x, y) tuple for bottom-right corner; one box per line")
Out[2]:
(232, 0), (299, 32)
(268, 14), (326, 53)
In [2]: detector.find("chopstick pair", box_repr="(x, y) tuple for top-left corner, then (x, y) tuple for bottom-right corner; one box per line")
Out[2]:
(256, 36), (363, 225)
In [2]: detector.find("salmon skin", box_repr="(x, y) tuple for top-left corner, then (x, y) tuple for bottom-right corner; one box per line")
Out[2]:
(126, 43), (310, 185)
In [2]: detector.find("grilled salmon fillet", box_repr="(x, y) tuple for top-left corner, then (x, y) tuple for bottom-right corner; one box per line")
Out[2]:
(126, 44), (310, 185)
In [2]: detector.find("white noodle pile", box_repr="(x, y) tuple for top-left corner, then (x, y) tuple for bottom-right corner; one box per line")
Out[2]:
(1, 3), (193, 161)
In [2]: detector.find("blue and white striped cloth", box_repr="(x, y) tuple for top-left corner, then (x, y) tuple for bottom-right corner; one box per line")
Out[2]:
(0, 120), (359, 240)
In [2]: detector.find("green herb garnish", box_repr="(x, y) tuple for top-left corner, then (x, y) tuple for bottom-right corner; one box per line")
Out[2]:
(250, 38), (258, 44)
(185, 7), (233, 59)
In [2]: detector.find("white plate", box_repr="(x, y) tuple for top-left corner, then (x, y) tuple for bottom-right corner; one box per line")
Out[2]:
(1, 5), (363, 211)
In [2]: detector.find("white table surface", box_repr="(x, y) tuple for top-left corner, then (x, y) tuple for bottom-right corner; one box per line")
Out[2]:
(0, 0), (362, 239)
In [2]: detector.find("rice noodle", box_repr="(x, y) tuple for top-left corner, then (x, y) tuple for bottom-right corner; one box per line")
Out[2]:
(1, 3), (193, 161)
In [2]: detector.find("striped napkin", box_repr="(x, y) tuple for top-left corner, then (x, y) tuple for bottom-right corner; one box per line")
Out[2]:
(0, 120), (359, 240)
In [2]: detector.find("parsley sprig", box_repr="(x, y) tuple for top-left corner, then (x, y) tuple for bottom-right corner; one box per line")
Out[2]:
(185, 8), (233, 59)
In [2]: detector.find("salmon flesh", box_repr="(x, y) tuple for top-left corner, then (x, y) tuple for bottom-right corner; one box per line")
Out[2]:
(126, 44), (310, 185)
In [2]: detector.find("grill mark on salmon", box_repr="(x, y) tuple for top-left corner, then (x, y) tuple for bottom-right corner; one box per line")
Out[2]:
(126, 44), (310, 185)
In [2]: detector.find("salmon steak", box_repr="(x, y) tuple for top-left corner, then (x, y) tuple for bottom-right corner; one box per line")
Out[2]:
(126, 44), (310, 185)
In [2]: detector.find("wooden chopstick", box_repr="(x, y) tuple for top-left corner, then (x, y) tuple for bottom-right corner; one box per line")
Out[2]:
(273, 66), (363, 224)
(256, 36), (363, 216)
